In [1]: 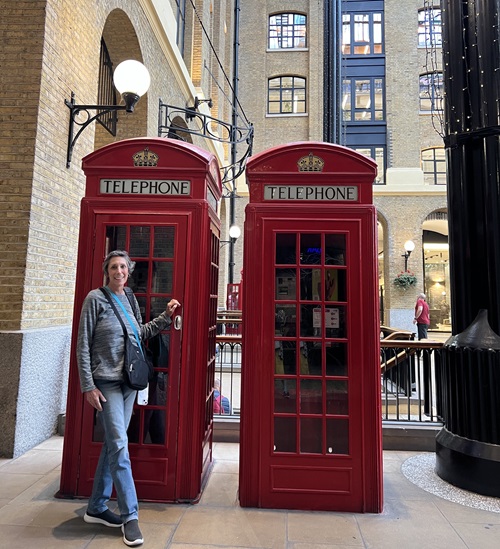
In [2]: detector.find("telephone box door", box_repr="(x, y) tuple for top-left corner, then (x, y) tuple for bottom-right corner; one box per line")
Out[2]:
(78, 214), (187, 501)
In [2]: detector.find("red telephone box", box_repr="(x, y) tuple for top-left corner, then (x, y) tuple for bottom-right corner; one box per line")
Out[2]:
(239, 142), (382, 513)
(59, 137), (222, 502)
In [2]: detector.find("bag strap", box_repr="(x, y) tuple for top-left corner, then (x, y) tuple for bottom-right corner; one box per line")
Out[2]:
(99, 287), (145, 357)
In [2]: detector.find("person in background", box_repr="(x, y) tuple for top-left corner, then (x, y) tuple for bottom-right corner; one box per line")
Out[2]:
(213, 378), (231, 414)
(413, 292), (430, 340)
(77, 250), (179, 547)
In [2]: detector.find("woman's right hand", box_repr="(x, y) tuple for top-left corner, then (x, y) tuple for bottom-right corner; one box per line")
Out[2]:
(85, 388), (107, 411)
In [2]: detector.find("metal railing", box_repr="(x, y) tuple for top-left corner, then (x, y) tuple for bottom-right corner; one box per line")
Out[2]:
(214, 312), (445, 425)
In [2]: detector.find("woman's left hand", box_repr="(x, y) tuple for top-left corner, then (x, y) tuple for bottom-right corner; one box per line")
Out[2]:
(166, 299), (180, 317)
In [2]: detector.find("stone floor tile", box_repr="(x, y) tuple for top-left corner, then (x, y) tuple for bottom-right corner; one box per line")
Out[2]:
(199, 471), (239, 507)
(287, 511), (364, 546)
(451, 522), (500, 549)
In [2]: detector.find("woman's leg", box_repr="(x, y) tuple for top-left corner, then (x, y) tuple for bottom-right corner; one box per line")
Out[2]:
(89, 380), (138, 522)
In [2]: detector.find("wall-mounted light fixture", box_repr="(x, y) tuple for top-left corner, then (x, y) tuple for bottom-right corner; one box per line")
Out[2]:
(402, 240), (416, 270)
(186, 96), (213, 121)
(65, 59), (151, 167)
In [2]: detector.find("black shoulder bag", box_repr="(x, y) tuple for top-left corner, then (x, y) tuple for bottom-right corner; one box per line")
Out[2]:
(100, 287), (153, 390)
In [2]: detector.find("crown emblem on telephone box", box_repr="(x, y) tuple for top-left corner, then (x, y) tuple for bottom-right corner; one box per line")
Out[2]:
(297, 153), (325, 172)
(133, 148), (159, 167)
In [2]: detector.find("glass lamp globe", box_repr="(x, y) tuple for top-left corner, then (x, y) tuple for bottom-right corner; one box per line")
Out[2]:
(113, 60), (151, 112)
(404, 240), (416, 253)
(229, 225), (241, 239)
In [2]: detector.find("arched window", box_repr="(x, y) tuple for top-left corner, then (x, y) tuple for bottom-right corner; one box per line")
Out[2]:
(419, 72), (443, 112)
(269, 13), (307, 49)
(268, 76), (306, 114)
(421, 147), (446, 184)
(418, 7), (442, 47)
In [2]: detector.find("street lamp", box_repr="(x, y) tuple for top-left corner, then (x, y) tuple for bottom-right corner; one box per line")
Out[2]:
(402, 240), (416, 270)
(65, 59), (151, 167)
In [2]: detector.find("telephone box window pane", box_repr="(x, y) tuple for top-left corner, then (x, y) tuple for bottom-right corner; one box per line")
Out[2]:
(149, 333), (171, 368)
(300, 418), (322, 454)
(152, 261), (173, 293)
(129, 260), (148, 293)
(326, 418), (349, 455)
(300, 268), (321, 300)
(275, 340), (297, 374)
(276, 233), (296, 264)
(150, 297), (169, 321)
(276, 269), (296, 300)
(127, 411), (140, 443)
(105, 225), (126, 252)
(274, 417), (297, 453)
(300, 305), (321, 337)
(325, 234), (346, 265)
(143, 409), (166, 444)
(275, 304), (297, 336)
(299, 341), (311, 374)
(300, 234), (321, 264)
(300, 379), (323, 414)
(326, 380), (349, 415)
(274, 379), (296, 412)
(130, 226), (150, 257)
(326, 343), (348, 376)
(325, 305), (347, 338)
(154, 226), (175, 257)
(325, 269), (347, 301)
(305, 341), (322, 375)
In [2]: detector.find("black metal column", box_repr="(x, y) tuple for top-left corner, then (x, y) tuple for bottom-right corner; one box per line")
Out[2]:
(438, 0), (500, 496)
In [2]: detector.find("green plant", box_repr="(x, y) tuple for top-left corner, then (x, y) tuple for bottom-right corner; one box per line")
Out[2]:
(393, 270), (417, 290)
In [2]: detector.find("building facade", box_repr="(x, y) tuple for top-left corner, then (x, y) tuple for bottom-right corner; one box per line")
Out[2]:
(237, 0), (449, 333)
(0, 0), (237, 457)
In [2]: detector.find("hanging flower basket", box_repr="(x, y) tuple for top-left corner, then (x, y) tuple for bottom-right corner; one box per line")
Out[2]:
(393, 270), (417, 290)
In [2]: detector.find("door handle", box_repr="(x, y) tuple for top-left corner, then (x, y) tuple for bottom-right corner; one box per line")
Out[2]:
(174, 315), (182, 330)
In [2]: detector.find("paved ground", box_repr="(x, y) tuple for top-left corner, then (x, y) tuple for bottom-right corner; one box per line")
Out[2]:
(1, 436), (499, 548)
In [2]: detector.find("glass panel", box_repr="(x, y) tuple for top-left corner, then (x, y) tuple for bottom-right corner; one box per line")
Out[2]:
(130, 226), (150, 257)
(298, 341), (311, 374)
(275, 340), (297, 375)
(105, 225), (126, 253)
(149, 332), (171, 369)
(305, 341), (322, 375)
(143, 410), (166, 445)
(325, 305), (347, 338)
(326, 380), (349, 415)
(300, 268), (321, 300)
(300, 304), (321, 337)
(128, 260), (148, 293)
(152, 261), (173, 293)
(276, 233), (296, 264)
(300, 234), (321, 264)
(325, 269), (347, 301)
(150, 297), (169, 321)
(154, 226), (175, 257)
(274, 417), (296, 453)
(325, 234), (346, 265)
(127, 411), (140, 444)
(326, 343), (348, 376)
(300, 379), (322, 414)
(326, 418), (349, 455)
(276, 269), (296, 300)
(274, 379), (297, 412)
(300, 418), (322, 453)
(275, 304), (297, 337)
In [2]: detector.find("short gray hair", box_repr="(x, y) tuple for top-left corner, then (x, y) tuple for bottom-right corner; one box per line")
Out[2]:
(418, 293), (426, 300)
(102, 250), (135, 279)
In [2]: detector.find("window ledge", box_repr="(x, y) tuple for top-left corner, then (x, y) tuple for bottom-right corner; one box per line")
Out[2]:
(266, 113), (309, 118)
(267, 47), (309, 53)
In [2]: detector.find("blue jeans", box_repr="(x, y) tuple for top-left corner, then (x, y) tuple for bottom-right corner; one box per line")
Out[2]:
(87, 380), (138, 522)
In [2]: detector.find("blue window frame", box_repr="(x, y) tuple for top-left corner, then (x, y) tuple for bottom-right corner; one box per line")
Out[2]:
(342, 12), (383, 55)
(269, 13), (307, 49)
(342, 78), (384, 121)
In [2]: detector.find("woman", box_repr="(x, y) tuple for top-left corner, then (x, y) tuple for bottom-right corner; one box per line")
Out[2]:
(77, 250), (179, 547)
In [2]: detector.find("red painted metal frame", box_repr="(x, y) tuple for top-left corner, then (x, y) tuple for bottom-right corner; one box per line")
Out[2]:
(239, 142), (382, 513)
(59, 138), (222, 503)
